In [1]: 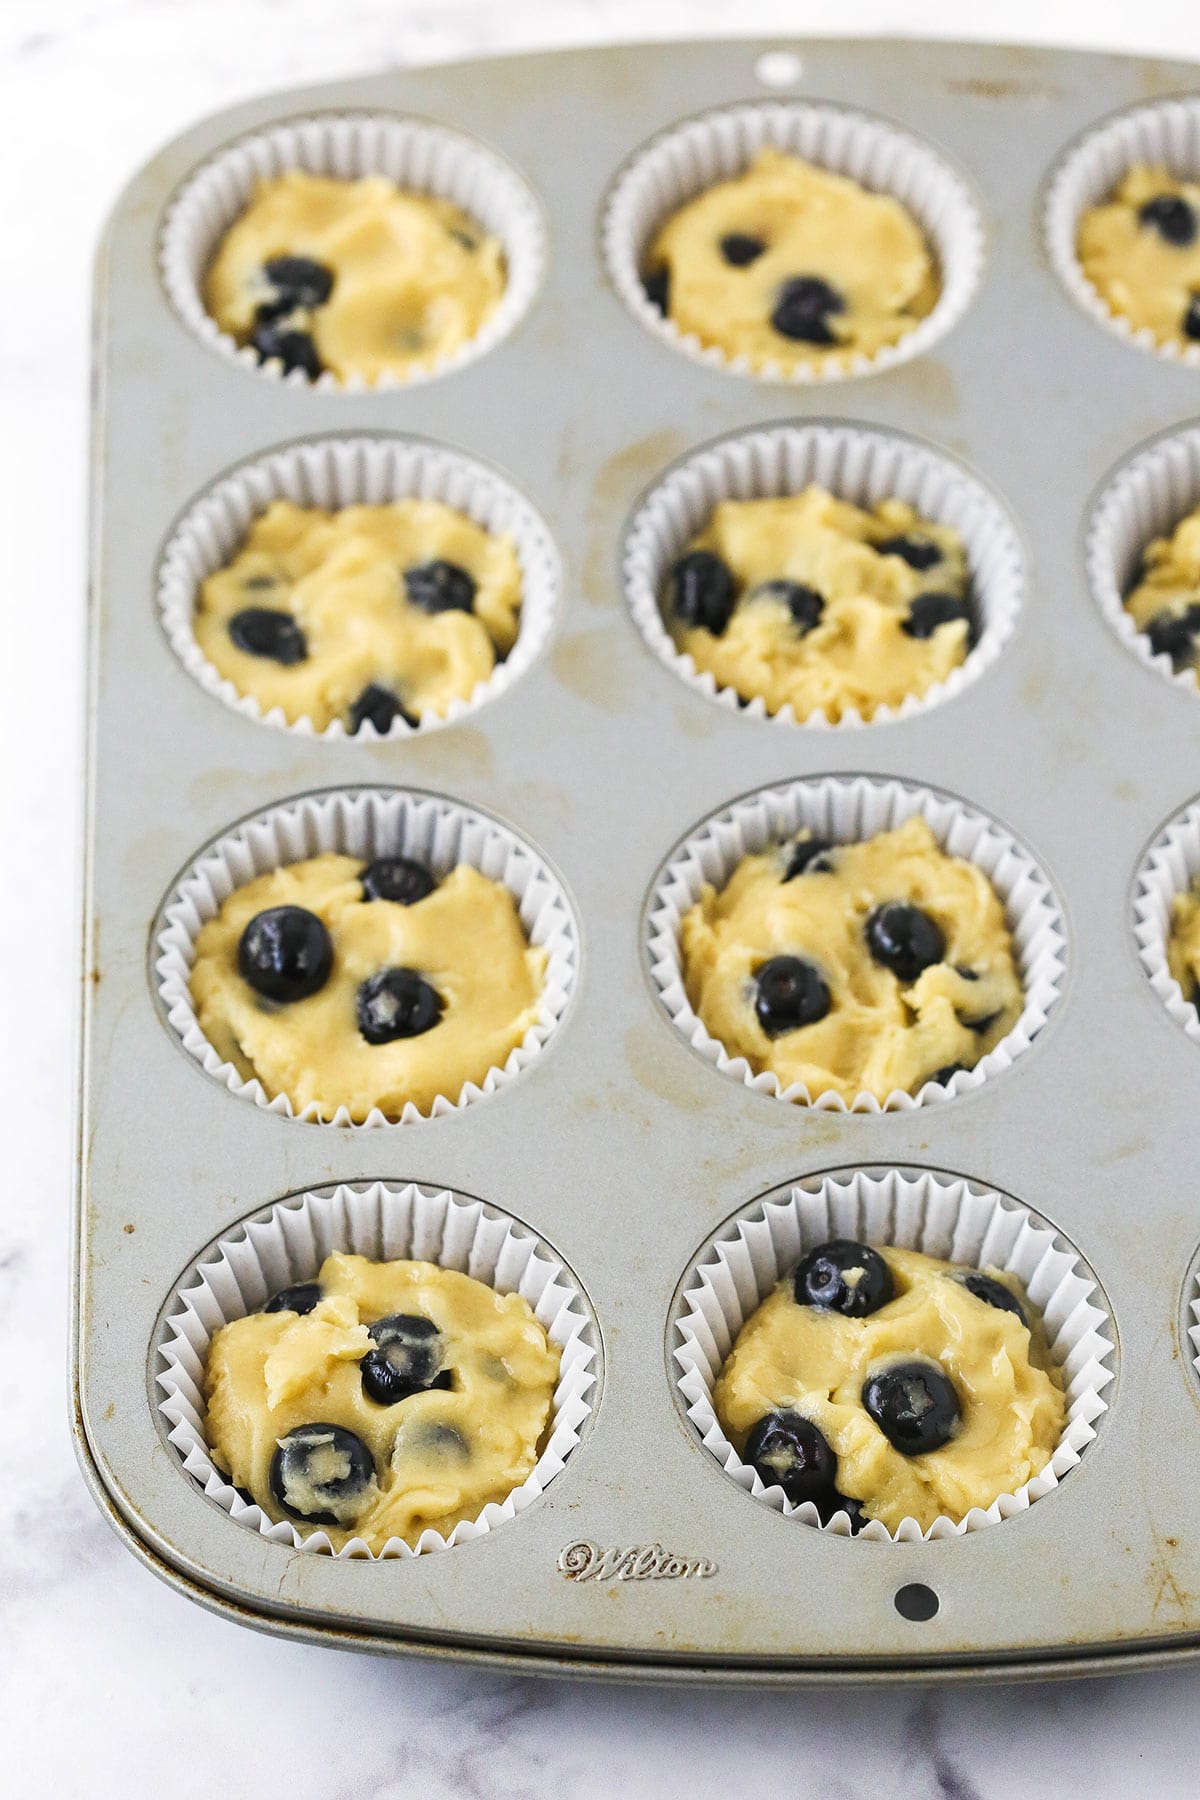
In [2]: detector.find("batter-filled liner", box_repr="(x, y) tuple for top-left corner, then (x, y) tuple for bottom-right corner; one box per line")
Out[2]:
(1133, 794), (1200, 1049)
(155, 1182), (598, 1558)
(673, 1169), (1114, 1541)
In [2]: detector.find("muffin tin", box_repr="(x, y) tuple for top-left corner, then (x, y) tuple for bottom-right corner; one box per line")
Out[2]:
(76, 36), (1200, 1681)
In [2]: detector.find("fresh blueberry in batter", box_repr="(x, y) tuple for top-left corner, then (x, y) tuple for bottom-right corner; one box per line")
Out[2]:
(261, 254), (335, 312)
(268, 1423), (375, 1525)
(1185, 296), (1200, 341)
(227, 606), (308, 665)
(1146, 605), (1200, 669)
(955, 1271), (1027, 1324)
(751, 579), (825, 635)
(237, 905), (333, 1004)
(360, 856), (437, 906)
(903, 592), (972, 640)
(876, 535), (943, 571)
(359, 1313), (453, 1406)
(357, 967), (445, 1043)
(404, 560), (477, 615)
(861, 1360), (961, 1455)
(249, 319), (323, 379)
(263, 1282), (323, 1316)
(349, 684), (417, 735)
(928, 1062), (968, 1086)
(742, 1410), (844, 1516)
(1138, 195), (1198, 247)
(754, 955), (831, 1035)
(770, 275), (845, 345)
(782, 836), (836, 880)
(793, 1238), (895, 1318)
(670, 549), (737, 636)
(720, 232), (767, 266)
(643, 267), (670, 313)
(865, 902), (946, 982)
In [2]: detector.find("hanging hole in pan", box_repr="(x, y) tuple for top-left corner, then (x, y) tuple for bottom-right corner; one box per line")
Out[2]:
(895, 1583), (939, 1622)
(755, 50), (804, 89)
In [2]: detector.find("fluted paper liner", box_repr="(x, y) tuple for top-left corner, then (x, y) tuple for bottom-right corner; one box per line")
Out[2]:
(1046, 97), (1200, 366)
(646, 774), (1066, 1111)
(623, 422), (1024, 728)
(674, 1169), (1114, 1542)
(603, 100), (984, 384)
(156, 1181), (598, 1558)
(154, 787), (578, 1125)
(1133, 795), (1200, 1044)
(158, 435), (560, 739)
(160, 111), (545, 389)
(1086, 426), (1200, 696)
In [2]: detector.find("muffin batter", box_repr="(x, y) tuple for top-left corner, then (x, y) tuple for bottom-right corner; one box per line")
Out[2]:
(1124, 502), (1200, 677)
(1167, 877), (1200, 1008)
(194, 499), (523, 732)
(680, 815), (1022, 1103)
(1078, 165), (1200, 349)
(204, 171), (506, 382)
(206, 1252), (560, 1550)
(715, 1241), (1065, 1533)
(189, 852), (546, 1120)
(642, 149), (938, 372)
(666, 487), (972, 720)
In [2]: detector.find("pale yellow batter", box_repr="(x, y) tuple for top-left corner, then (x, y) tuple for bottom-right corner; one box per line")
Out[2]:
(194, 499), (522, 730)
(189, 853), (546, 1120)
(716, 1244), (1064, 1532)
(1123, 502), (1200, 676)
(644, 149), (938, 372)
(206, 1252), (560, 1550)
(1078, 165), (1200, 349)
(680, 816), (1022, 1103)
(1167, 878), (1200, 1006)
(668, 488), (971, 721)
(204, 171), (506, 382)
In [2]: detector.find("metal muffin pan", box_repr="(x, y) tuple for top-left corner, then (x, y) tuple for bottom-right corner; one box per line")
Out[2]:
(77, 36), (1200, 1681)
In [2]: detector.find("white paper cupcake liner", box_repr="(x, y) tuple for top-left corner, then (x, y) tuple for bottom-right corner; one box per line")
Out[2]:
(602, 101), (985, 385)
(1187, 1263), (1200, 1382)
(1046, 97), (1200, 366)
(646, 774), (1066, 1111)
(1085, 426), (1200, 696)
(160, 112), (546, 390)
(154, 787), (578, 1125)
(623, 422), (1024, 728)
(674, 1168), (1114, 1542)
(158, 435), (560, 740)
(155, 1181), (598, 1558)
(1133, 794), (1200, 1044)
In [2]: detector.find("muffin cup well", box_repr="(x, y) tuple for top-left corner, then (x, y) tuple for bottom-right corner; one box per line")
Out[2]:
(160, 111), (546, 389)
(1133, 795), (1200, 1044)
(155, 1181), (598, 1558)
(602, 100), (984, 385)
(1045, 97), (1200, 365)
(154, 787), (578, 1126)
(674, 1168), (1115, 1542)
(159, 435), (560, 739)
(623, 422), (1024, 728)
(645, 774), (1066, 1112)
(1086, 426), (1200, 696)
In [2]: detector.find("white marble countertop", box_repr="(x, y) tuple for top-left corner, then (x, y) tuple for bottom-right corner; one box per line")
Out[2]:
(7, 2), (1200, 1793)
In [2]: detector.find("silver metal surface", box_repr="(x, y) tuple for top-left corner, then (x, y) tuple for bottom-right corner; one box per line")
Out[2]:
(78, 35), (1200, 1679)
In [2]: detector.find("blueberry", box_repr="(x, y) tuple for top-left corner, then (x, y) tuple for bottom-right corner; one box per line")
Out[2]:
(754, 955), (831, 1036)
(1146, 606), (1200, 670)
(360, 856), (436, 905)
(770, 276), (845, 345)
(751, 579), (825, 634)
(268, 1423), (375, 1525)
(360, 1313), (453, 1406)
(903, 592), (972, 640)
(227, 606), (308, 665)
(742, 1411), (844, 1517)
(783, 835), (836, 880)
(861, 1360), (961, 1455)
(793, 1238), (895, 1318)
(643, 267), (670, 312)
(720, 232), (766, 266)
(249, 319), (323, 379)
(955, 1270), (1026, 1325)
(865, 903), (946, 982)
(1185, 296), (1200, 341)
(237, 906), (333, 1003)
(669, 550), (737, 636)
(404, 560), (477, 615)
(876, 535), (942, 572)
(263, 1282), (322, 1316)
(261, 254), (335, 310)
(348, 684), (417, 735)
(1138, 194), (1198, 247)
(356, 967), (444, 1043)
(928, 1062), (968, 1087)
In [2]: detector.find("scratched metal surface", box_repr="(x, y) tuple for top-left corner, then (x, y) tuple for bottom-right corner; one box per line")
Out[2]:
(77, 36), (1200, 1678)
